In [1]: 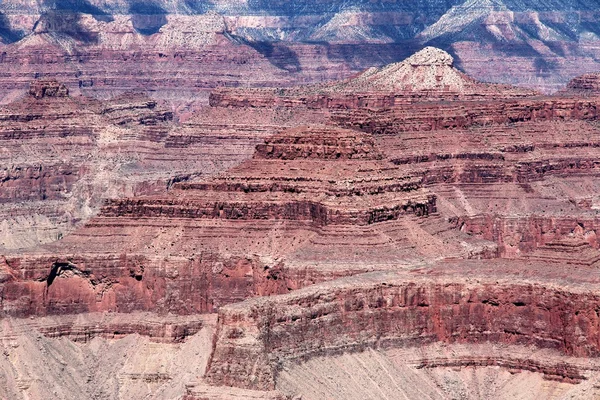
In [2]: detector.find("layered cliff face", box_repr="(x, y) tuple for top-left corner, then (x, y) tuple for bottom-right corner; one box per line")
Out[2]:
(0, 79), (312, 251)
(3, 124), (491, 318)
(201, 49), (600, 398)
(6, 46), (600, 399)
(205, 268), (600, 391)
(210, 46), (538, 109)
(0, 0), (595, 107)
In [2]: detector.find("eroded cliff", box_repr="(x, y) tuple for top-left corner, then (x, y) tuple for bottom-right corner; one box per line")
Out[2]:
(4, 46), (600, 399)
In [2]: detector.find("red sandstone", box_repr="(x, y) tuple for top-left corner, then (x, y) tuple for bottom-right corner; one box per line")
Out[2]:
(4, 46), (600, 399)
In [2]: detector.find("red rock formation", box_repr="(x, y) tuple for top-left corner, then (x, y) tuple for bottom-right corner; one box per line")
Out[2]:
(0, 78), (319, 251)
(28, 79), (69, 99)
(205, 268), (600, 390)
(6, 46), (600, 399)
(0, 252), (279, 316)
(4, 125), (477, 318)
(567, 73), (600, 91)
(210, 47), (538, 110)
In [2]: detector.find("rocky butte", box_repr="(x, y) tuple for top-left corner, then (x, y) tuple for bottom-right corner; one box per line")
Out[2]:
(5, 45), (600, 399)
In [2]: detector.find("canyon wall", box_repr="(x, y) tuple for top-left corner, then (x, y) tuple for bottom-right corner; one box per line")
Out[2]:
(4, 44), (600, 399)
(206, 270), (600, 390)
(0, 0), (596, 104)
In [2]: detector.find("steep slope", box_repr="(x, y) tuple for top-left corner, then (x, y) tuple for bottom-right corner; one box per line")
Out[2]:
(420, 0), (600, 91)
(0, 313), (216, 400)
(0, 78), (318, 251)
(2, 124), (488, 318)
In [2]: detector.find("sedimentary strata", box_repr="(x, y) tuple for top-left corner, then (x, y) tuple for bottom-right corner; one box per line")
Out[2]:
(4, 46), (600, 399)
(205, 269), (600, 390)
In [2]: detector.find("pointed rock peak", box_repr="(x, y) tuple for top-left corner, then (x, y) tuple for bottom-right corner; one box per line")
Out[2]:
(404, 47), (454, 67)
(335, 46), (470, 93)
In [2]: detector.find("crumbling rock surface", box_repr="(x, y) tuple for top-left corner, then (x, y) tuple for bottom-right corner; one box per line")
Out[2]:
(28, 79), (69, 99)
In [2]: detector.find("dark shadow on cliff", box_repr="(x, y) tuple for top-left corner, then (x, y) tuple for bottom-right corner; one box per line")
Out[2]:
(247, 41), (302, 73)
(50, 0), (114, 22)
(227, 32), (302, 73)
(314, 40), (421, 70)
(534, 57), (559, 76)
(183, 0), (211, 14)
(0, 13), (24, 44)
(35, 0), (117, 44)
(35, 10), (100, 44)
(542, 19), (579, 41)
(580, 21), (600, 38)
(247, 0), (461, 16)
(545, 41), (581, 57)
(128, 1), (168, 35)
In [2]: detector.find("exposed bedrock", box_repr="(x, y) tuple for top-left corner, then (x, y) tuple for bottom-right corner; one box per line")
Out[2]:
(211, 92), (600, 135)
(205, 270), (600, 391)
(0, 252), (298, 317)
(6, 312), (211, 343)
(339, 97), (600, 134)
(0, 313), (218, 400)
(27, 79), (69, 99)
(566, 73), (600, 93)
(0, 164), (78, 202)
(1, 247), (420, 321)
(209, 48), (600, 138)
(0, 121), (498, 319)
(101, 125), (436, 226)
(0, 78), (318, 250)
(0, 0), (599, 104)
(100, 196), (436, 226)
(209, 47), (538, 111)
(454, 214), (600, 257)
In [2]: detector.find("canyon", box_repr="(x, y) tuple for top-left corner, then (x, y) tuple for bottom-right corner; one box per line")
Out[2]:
(0, 0), (597, 109)
(3, 43), (600, 399)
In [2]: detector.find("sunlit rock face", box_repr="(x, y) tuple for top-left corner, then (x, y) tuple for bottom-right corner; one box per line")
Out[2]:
(4, 3), (600, 399)
(0, 0), (597, 101)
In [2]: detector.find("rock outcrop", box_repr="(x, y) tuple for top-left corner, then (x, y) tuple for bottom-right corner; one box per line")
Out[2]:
(205, 268), (600, 390)
(210, 47), (538, 109)
(0, 77), (324, 251)
(4, 124), (480, 318)
(28, 79), (69, 99)
(565, 73), (600, 93)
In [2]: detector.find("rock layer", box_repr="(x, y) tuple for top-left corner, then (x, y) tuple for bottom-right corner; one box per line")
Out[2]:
(205, 268), (600, 390)
(5, 45), (600, 399)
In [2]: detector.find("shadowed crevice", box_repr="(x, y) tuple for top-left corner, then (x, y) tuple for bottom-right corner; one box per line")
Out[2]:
(35, 0), (116, 44)
(0, 13), (24, 44)
(128, 1), (168, 36)
(37, 10), (100, 44)
(50, 0), (114, 22)
(183, 0), (211, 14)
